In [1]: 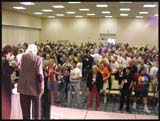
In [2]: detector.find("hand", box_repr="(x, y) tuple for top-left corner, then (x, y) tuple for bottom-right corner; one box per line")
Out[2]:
(39, 89), (44, 97)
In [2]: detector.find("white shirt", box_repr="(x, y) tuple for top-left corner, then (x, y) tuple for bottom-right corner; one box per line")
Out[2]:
(70, 67), (82, 83)
(121, 57), (129, 68)
(111, 61), (119, 73)
(150, 66), (158, 78)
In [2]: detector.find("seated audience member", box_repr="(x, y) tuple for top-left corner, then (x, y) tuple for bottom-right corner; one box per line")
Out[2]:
(87, 65), (103, 111)
(132, 67), (151, 113)
(119, 67), (134, 112)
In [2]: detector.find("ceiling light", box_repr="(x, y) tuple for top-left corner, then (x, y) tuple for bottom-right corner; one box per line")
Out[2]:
(105, 16), (112, 18)
(68, 2), (81, 4)
(87, 13), (95, 16)
(96, 4), (108, 7)
(139, 12), (148, 14)
(52, 5), (64, 8)
(66, 11), (76, 14)
(19, 2), (35, 5)
(79, 8), (90, 11)
(101, 11), (111, 14)
(120, 14), (128, 16)
(75, 16), (83, 18)
(120, 2), (133, 3)
(136, 16), (144, 18)
(143, 5), (157, 8)
(48, 16), (55, 18)
(154, 14), (158, 16)
(42, 9), (53, 12)
(120, 8), (131, 11)
(13, 6), (26, 10)
(34, 12), (43, 15)
(56, 14), (64, 16)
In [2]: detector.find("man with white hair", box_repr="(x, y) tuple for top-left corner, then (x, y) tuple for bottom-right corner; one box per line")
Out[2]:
(17, 44), (44, 119)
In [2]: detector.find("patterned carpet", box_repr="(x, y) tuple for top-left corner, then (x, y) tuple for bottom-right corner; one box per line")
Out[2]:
(55, 80), (159, 116)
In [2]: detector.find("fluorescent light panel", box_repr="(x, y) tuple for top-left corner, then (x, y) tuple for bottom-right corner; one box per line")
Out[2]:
(120, 14), (128, 16)
(120, 2), (133, 3)
(75, 16), (83, 17)
(96, 4), (108, 7)
(56, 14), (64, 16)
(101, 11), (111, 14)
(42, 9), (53, 12)
(120, 8), (131, 11)
(66, 11), (76, 14)
(154, 14), (158, 16)
(105, 16), (112, 18)
(87, 13), (95, 16)
(136, 16), (144, 18)
(48, 16), (55, 18)
(68, 2), (81, 4)
(143, 4), (157, 7)
(139, 12), (148, 14)
(20, 2), (35, 5)
(34, 12), (43, 14)
(79, 8), (90, 11)
(13, 6), (26, 9)
(52, 5), (64, 8)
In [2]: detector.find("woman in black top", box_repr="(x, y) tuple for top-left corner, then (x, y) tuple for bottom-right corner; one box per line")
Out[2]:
(2, 45), (15, 119)
(87, 65), (103, 111)
(119, 67), (134, 112)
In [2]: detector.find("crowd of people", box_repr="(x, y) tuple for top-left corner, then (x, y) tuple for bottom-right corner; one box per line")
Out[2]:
(2, 40), (159, 119)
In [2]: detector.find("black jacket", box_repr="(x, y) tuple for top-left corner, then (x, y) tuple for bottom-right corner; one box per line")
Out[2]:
(87, 70), (103, 92)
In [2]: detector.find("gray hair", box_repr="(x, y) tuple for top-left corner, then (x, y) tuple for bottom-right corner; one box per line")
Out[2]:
(26, 44), (38, 55)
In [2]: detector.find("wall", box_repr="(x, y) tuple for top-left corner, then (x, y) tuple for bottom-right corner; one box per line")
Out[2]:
(2, 9), (42, 45)
(40, 17), (158, 48)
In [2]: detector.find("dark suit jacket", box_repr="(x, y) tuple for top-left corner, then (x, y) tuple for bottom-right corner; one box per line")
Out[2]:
(87, 70), (103, 92)
(17, 52), (44, 97)
(2, 57), (15, 95)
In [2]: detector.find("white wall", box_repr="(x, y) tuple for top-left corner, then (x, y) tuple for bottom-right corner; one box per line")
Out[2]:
(2, 9), (42, 45)
(2, 26), (40, 46)
(40, 17), (158, 48)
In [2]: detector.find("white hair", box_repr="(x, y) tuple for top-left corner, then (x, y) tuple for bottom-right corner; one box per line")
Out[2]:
(26, 44), (37, 55)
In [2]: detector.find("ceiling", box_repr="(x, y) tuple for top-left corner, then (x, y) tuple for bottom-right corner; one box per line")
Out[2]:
(2, 2), (158, 19)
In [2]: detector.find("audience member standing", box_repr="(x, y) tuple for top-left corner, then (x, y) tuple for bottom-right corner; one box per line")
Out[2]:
(17, 44), (44, 119)
(2, 45), (15, 119)
(87, 65), (103, 110)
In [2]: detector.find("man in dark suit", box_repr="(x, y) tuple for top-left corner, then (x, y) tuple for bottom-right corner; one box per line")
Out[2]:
(2, 45), (15, 119)
(17, 44), (44, 119)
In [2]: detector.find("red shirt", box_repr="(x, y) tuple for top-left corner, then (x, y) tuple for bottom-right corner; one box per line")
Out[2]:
(48, 65), (55, 82)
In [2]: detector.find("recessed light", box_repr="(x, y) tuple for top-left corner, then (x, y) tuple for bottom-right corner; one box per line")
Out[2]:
(143, 5), (157, 8)
(56, 14), (64, 16)
(120, 8), (131, 11)
(139, 12), (148, 14)
(105, 16), (112, 18)
(13, 6), (26, 10)
(34, 12), (43, 15)
(66, 11), (76, 14)
(79, 8), (90, 11)
(101, 11), (111, 14)
(68, 2), (81, 4)
(120, 2), (133, 3)
(42, 9), (53, 12)
(52, 5), (64, 8)
(120, 14), (128, 16)
(75, 16), (83, 18)
(96, 4), (108, 7)
(154, 14), (158, 16)
(19, 2), (35, 5)
(136, 16), (144, 18)
(87, 13), (95, 16)
(48, 16), (55, 18)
